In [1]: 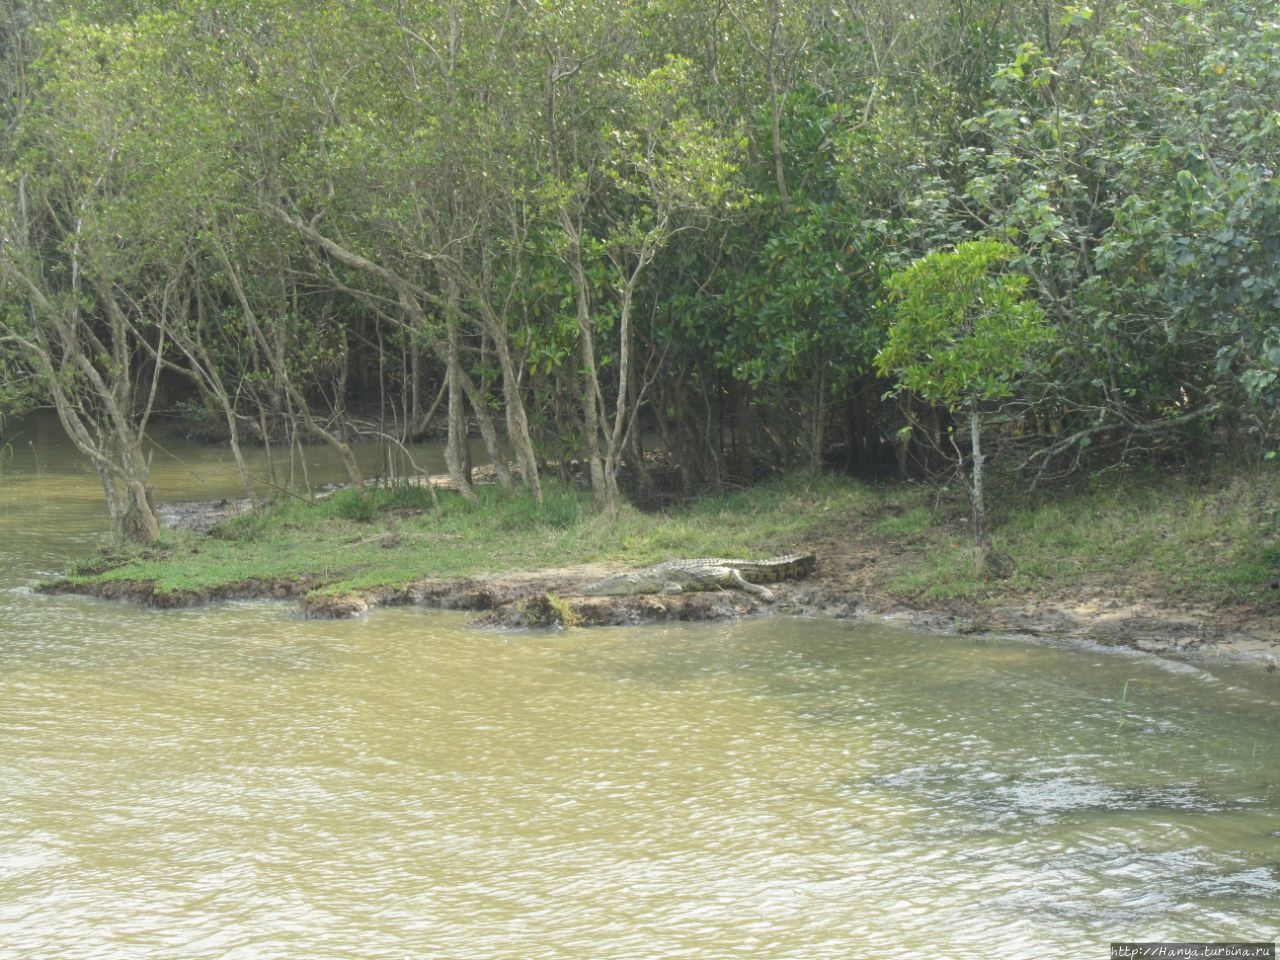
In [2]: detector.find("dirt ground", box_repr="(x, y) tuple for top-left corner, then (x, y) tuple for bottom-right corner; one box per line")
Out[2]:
(93, 495), (1280, 669)
(296, 528), (1280, 669)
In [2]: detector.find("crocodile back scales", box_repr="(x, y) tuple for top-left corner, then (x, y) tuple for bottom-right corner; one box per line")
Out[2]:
(582, 553), (816, 596)
(646, 554), (816, 584)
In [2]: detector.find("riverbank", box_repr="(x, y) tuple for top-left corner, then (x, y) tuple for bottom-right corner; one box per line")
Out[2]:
(43, 469), (1280, 667)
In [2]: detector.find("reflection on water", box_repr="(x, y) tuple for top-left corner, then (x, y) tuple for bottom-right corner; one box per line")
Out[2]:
(1, 417), (1278, 959)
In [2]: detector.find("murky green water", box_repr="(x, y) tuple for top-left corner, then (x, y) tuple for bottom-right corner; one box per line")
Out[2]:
(2, 417), (1278, 958)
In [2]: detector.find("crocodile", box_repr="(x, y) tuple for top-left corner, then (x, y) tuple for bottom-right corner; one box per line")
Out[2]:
(582, 553), (816, 603)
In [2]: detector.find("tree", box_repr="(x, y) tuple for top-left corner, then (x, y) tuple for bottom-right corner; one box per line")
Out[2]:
(0, 15), (206, 543)
(544, 53), (745, 513)
(875, 240), (1052, 549)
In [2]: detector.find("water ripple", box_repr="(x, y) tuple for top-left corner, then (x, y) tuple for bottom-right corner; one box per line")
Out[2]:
(2, 611), (1278, 958)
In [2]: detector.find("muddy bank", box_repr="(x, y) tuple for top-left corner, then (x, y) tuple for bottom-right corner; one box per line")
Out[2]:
(41, 574), (317, 608)
(47, 552), (1280, 668)
(43, 495), (1280, 669)
(48, 558), (769, 625)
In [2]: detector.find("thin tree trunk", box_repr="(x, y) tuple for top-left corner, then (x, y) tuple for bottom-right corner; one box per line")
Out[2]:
(969, 406), (988, 550)
(809, 366), (827, 473)
(180, 291), (257, 505)
(472, 297), (542, 504)
(214, 239), (365, 492)
(443, 317), (477, 500)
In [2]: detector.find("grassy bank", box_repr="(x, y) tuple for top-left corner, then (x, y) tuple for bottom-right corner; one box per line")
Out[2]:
(60, 474), (869, 597)
(889, 468), (1280, 611)
(57, 466), (1280, 615)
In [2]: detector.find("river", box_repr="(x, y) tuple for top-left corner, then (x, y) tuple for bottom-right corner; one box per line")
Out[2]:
(1, 417), (1277, 958)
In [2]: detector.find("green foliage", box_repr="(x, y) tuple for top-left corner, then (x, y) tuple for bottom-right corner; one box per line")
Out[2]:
(875, 240), (1053, 408)
(7, 0), (1280, 521)
(954, 1), (1280, 461)
(0, 324), (40, 417)
(721, 199), (879, 389)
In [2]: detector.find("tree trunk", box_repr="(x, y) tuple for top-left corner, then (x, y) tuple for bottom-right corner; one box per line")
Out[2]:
(808, 366), (827, 473)
(561, 215), (617, 514)
(465, 362), (514, 492)
(443, 317), (477, 501)
(0, 271), (163, 543)
(40, 374), (161, 545)
(471, 297), (542, 505)
(178, 292), (258, 506)
(214, 238), (365, 493)
(969, 405), (988, 550)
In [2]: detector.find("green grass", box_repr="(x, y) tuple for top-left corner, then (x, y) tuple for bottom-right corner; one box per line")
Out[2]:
(873, 506), (934, 540)
(880, 467), (1280, 608)
(59, 464), (1280, 613)
(61, 474), (882, 600)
